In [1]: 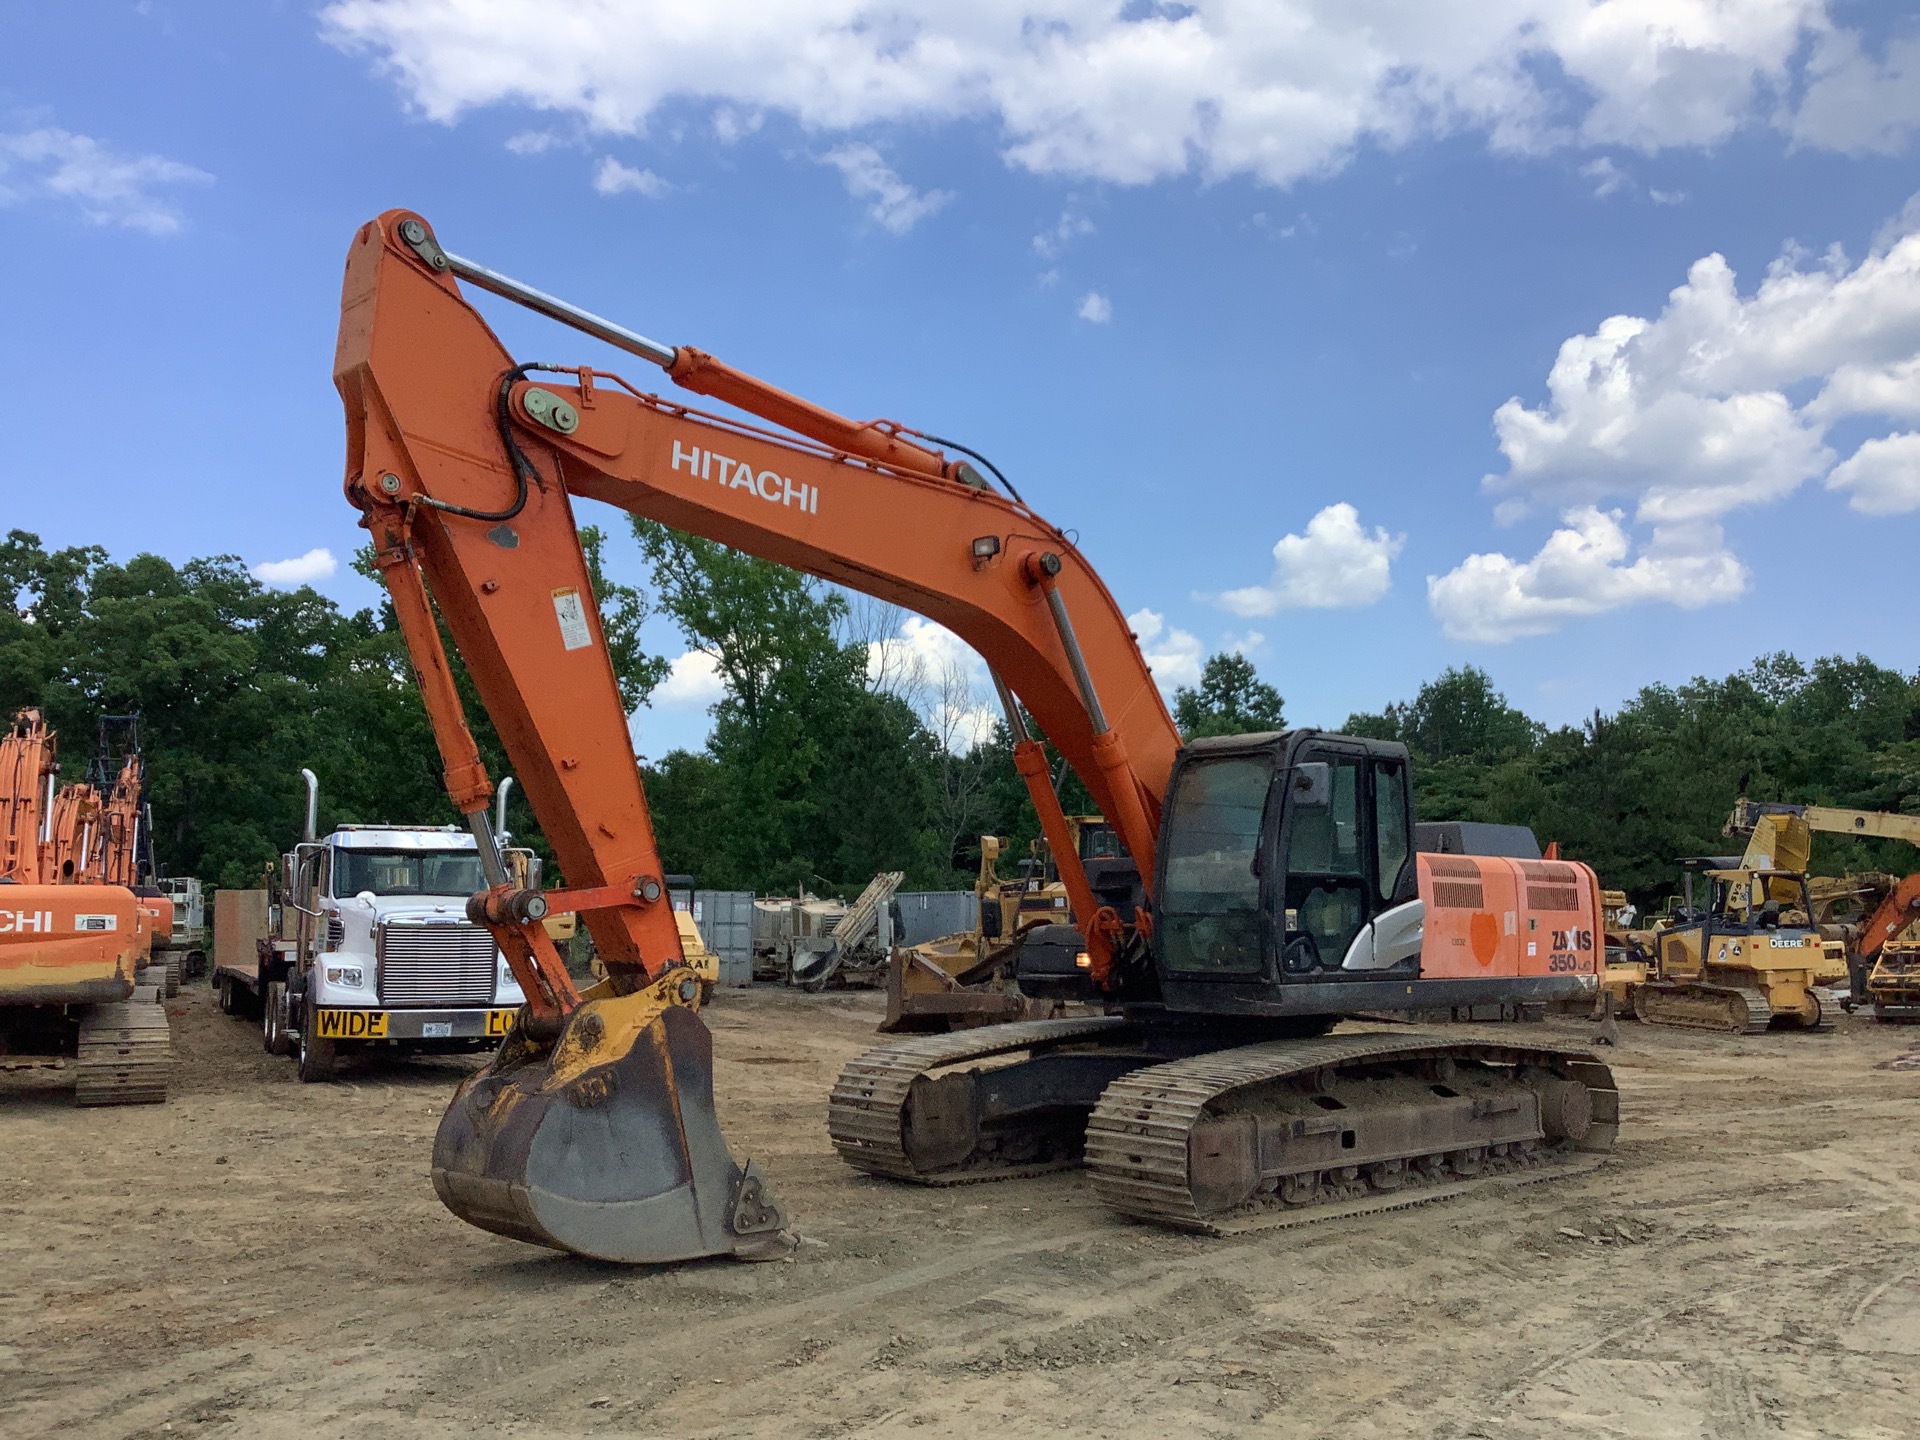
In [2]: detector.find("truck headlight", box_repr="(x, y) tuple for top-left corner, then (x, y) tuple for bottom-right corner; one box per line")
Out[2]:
(326, 966), (364, 987)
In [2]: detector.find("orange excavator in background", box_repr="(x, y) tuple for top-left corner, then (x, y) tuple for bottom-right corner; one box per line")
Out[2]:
(85, 718), (176, 994)
(0, 708), (169, 1103)
(335, 211), (1618, 1265)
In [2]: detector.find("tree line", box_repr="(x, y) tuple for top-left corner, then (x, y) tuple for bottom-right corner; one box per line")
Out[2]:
(5, 525), (1917, 904)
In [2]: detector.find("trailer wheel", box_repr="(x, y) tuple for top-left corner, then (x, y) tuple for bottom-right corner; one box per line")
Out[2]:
(263, 980), (292, 1056)
(218, 975), (238, 1015)
(296, 997), (337, 1082)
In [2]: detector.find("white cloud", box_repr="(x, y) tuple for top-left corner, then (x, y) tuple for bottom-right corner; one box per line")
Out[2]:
(867, 613), (972, 687)
(821, 143), (951, 234)
(1127, 607), (1203, 693)
(1432, 195), (1920, 639)
(1791, 30), (1920, 156)
(0, 127), (210, 234)
(1215, 503), (1404, 616)
(1582, 156), (1627, 198)
(251, 548), (338, 586)
(1826, 432), (1920, 515)
(506, 129), (561, 154)
(1033, 209), (1093, 258)
(1428, 508), (1746, 644)
(1077, 291), (1112, 324)
(655, 649), (726, 706)
(593, 156), (670, 197)
(319, 2), (1883, 190)
(1808, 353), (1920, 423)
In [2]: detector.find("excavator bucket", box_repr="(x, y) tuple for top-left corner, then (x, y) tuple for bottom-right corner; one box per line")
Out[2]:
(431, 994), (788, 1263)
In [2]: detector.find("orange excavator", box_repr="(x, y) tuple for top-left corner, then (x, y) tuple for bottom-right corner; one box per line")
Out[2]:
(85, 718), (176, 993)
(0, 709), (168, 1103)
(335, 211), (1618, 1264)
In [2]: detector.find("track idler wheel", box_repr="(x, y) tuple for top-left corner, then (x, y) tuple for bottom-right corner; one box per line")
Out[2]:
(431, 974), (789, 1263)
(1525, 1073), (1593, 1144)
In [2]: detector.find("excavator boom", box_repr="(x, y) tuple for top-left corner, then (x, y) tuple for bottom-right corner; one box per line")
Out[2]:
(1730, 797), (1920, 957)
(336, 211), (1181, 1262)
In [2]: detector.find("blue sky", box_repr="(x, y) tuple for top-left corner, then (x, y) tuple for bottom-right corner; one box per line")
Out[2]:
(4, 2), (1919, 759)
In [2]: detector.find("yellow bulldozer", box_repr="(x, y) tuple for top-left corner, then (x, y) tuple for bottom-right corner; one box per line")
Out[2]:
(1730, 801), (1920, 1022)
(881, 817), (1115, 1032)
(1632, 856), (1846, 1032)
(1606, 807), (1842, 1032)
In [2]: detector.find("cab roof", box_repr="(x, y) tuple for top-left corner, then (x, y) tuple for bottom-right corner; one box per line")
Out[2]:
(326, 827), (473, 851)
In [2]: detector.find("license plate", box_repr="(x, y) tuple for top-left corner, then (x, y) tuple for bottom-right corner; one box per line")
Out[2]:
(315, 1008), (387, 1040)
(485, 1008), (518, 1037)
(421, 1021), (453, 1039)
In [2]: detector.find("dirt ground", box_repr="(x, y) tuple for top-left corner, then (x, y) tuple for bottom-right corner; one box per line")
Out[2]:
(4, 982), (1919, 1440)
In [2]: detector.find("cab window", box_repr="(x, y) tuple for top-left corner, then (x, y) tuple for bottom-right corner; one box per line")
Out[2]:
(1158, 756), (1270, 973)
(1285, 760), (1362, 877)
(333, 848), (487, 898)
(1283, 758), (1367, 970)
(1373, 759), (1410, 902)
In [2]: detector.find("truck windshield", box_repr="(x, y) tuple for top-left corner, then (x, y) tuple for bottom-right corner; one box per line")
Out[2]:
(1158, 756), (1270, 973)
(333, 849), (485, 898)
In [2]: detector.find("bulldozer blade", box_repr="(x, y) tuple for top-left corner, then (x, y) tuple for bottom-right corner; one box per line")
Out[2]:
(431, 1001), (788, 1263)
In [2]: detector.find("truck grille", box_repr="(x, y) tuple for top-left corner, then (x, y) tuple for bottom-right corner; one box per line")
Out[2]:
(376, 922), (498, 1008)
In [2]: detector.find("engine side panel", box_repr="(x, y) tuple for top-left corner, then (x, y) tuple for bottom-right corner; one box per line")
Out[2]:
(1419, 855), (1601, 982)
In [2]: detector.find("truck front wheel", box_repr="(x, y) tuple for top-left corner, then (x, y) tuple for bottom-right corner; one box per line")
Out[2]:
(263, 980), (292, 1056)
(296, 997), (337, 1082)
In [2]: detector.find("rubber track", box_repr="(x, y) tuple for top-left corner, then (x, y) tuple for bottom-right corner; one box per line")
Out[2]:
(829, 1015), (1135, 1182)
(1083, 1031), (1617, 1230)
(76, 998), (171, 1106)
(1637, 982), (1773, 1034)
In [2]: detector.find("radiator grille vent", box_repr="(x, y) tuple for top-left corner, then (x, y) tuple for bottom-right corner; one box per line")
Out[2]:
(1426, 857), (1482, 879)
(1526, 885), (1582, 912)
(376, 922), (498, 1008)
(1519, 862), (1579, 883)
(1432, 882), (1487, 910)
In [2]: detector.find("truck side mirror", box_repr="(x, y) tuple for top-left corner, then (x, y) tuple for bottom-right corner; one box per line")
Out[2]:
(1290, 761), (1331, 808)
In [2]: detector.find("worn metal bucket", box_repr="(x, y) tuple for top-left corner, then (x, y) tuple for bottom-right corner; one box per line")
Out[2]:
(431, 984), (787, 1263)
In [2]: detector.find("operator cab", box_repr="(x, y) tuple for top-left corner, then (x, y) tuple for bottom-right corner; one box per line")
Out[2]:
(1018, 730), (1433, 1012)
(1153, 730), (1415, 991)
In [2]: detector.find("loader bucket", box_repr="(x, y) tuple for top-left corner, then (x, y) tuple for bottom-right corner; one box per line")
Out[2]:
(432, 994), (788, 1263)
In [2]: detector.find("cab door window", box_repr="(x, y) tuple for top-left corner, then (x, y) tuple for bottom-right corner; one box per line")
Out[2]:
(1372, 758), (1411, 902)
(1283, 758), (1369, 971)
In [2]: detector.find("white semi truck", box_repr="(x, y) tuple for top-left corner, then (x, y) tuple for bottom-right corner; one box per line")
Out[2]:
(218, 773), (530, 1081)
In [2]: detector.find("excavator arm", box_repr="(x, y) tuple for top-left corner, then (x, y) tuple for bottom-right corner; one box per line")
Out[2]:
(334, 210), (1182, 1263)
(1729, 799), (1920, 953)
(0, 709), (56, 884)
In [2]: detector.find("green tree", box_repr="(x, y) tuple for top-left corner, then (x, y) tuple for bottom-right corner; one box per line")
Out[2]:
(631, 519), (945, 891)
(1172, 653), (1285, 739)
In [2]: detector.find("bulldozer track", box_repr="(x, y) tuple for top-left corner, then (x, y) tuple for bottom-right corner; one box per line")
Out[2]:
(1635, 982), (1773, 1034)
(76, 997), (171, 1106)
(1084, 1032), (1617, 1233)
(828, 1015), (1136, 1182)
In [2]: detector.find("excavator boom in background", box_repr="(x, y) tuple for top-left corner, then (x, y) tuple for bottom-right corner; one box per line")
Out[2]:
(0, 709), (169, 1104)
(335, 211), (1617, 1264)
